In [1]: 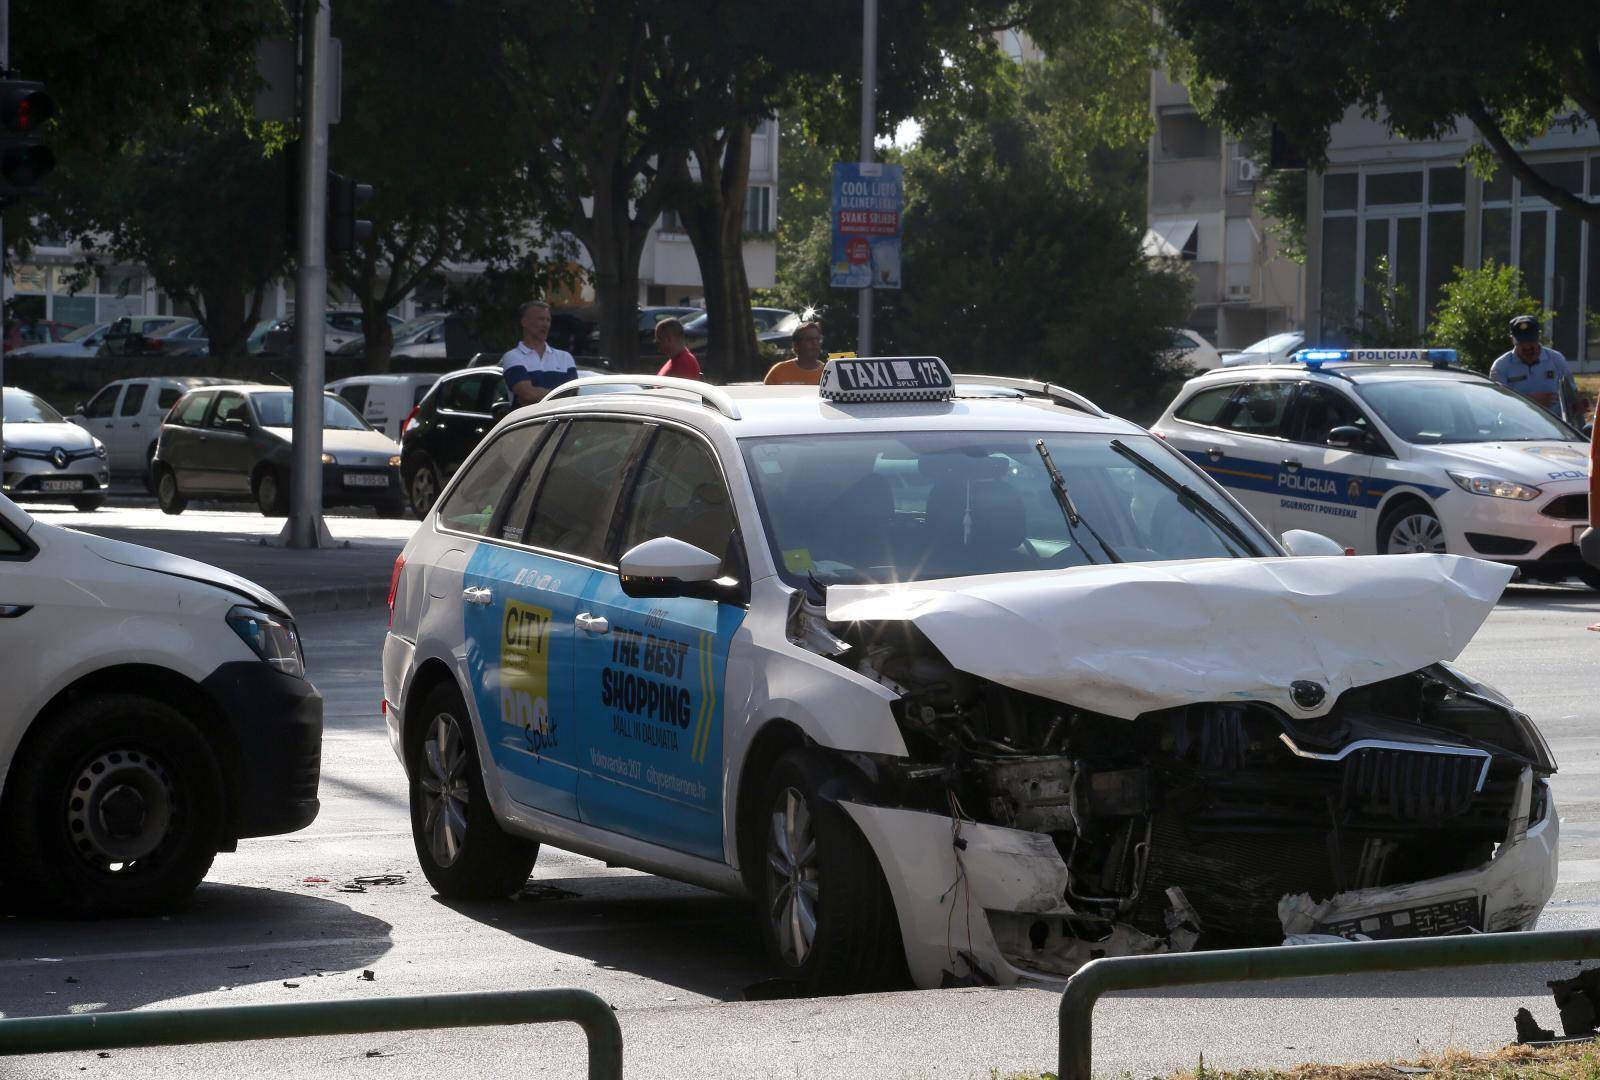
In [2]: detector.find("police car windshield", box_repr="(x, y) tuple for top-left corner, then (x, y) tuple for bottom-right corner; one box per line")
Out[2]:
(742, 431), (1266, 586)
(2, 390), (62, 424)
(1356, 379), (1577, 444)
(252, 392), (369, 430)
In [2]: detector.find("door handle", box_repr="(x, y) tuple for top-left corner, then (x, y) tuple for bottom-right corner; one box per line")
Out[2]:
(130, 422), (140, 429)
(576, 612), (610, 634)
(1280, 458), (1301, 472)
(0, 604), (30, 618)
(1205, 447), (1223, 463)
(462, 586), (493, 605)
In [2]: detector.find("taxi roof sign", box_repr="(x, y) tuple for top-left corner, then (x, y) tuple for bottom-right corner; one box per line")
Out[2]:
(1292, 347), (1458, 370)
(820, 356), (954, 403)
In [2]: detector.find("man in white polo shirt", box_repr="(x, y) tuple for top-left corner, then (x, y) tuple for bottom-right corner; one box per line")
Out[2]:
(502, 299), (578, 406)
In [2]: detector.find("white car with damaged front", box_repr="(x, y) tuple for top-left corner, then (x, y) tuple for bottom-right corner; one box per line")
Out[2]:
(381, 360), (1557, 995)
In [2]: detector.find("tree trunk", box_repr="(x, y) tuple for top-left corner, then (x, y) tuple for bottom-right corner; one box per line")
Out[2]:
(583, 180), (650, 373)
(197, 288), (255, 362)
(678, 125), (760, 381)
(360, 292), (396, 374)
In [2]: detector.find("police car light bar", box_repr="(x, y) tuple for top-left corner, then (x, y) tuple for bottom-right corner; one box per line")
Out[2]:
(1291, 347), (1459, 370)
(820, 356), (955, 403)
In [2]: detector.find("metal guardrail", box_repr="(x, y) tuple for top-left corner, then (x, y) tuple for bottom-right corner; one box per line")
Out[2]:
(1059, 927), (1600, 1080)
(0, 987), (622, 1080)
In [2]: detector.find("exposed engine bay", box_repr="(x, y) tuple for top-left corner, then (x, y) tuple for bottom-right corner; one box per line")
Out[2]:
(795, 594), (1557, 959)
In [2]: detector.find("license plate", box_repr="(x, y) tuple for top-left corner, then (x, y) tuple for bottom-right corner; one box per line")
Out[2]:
(40, 478), (84, 492)
(344, 472), (389, 488)
(1318, 895), (1481, 940)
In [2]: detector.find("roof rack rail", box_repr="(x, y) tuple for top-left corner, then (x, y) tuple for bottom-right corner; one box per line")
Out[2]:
(950, 374), (1109, 418)
(541, 375), (742, 420)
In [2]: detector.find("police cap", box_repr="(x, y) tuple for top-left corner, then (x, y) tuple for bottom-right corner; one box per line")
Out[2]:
(1509, 315), (1541, 343)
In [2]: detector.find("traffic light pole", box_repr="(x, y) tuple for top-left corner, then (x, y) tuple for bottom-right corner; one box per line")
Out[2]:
(284, 0), (331, 548)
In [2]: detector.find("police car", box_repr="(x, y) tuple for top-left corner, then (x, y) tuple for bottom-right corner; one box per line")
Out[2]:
(0, 494), (321, 916)
(1152, 348), (1594, 587)
(383, 357), (1556, 993)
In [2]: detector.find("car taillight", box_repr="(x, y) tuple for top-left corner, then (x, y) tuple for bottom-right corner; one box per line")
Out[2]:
(400, 405), (419, 438)
(387, 554), (406, 627)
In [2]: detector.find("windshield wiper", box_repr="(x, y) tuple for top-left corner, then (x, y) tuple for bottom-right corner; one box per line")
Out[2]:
(1108, 438), (1259, 555)
(1034, 439), (1121, 563)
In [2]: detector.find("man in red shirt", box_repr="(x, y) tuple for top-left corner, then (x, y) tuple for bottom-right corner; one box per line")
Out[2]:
(654, 317), (701, 380)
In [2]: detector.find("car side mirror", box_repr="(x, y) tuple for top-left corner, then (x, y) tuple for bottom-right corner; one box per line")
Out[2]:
(1325, 425), (1366, 450)
(74, 402), (85, 415)
(618, 537), (724, 599)
(490, 400), (513, 422)
(1281, 529), (1346, 557)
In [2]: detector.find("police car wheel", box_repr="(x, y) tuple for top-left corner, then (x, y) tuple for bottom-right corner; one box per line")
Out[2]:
(155, 467), (186, 515)
(406, 683), (538, 899)
(1379, 501), (1445, 555)
(1575, 565), (1600, 591)
(756, 750), (905, 995)
(408, 458), (440, 517)
(0, 694), (223, 918)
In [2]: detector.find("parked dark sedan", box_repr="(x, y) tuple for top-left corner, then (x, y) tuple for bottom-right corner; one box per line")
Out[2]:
(398, 367), (512, 516)
(153, 384), (406, 517)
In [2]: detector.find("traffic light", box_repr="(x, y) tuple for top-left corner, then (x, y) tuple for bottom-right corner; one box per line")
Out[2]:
(327, 170), (374, 253)
(0, 78), (55, 201)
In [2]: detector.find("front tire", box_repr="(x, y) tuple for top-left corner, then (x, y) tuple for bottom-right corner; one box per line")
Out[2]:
(0, 694), (224, 917)
(1378, 500), (1445, 554)
(254, 468), (289, 517)
(155, 466), (186, 515)
(756, 749), (904, 995)
(406, 683), (537, 899)
(72, 495), (105, 512)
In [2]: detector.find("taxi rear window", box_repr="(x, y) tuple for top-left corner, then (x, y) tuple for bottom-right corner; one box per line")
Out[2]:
(437, 423), (545, 535)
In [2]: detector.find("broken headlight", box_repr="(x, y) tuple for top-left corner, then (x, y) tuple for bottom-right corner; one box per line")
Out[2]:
(1435, 662), (1557, 773)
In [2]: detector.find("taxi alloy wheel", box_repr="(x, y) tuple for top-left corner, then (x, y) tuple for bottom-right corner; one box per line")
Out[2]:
(1383, 506), (1445, 554)
(0, 694), (222, 917)
(755, 749), (905, 994)
(406, 683), (537, 899)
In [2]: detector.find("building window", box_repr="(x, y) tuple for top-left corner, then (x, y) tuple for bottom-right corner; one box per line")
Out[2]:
(743, 185), (772, 234)
(1477, 157), (1592, 362)
(1156, 109), (1220, 160)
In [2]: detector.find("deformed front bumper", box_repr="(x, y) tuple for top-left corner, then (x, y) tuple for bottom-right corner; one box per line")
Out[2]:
(843, 779), (1559, 990)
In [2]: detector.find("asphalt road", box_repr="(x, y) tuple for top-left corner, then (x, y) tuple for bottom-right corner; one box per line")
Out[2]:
(1, 582), (1597, 1079)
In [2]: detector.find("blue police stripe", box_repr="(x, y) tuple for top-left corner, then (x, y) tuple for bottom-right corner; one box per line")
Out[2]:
(1182, 450), (1449, 508)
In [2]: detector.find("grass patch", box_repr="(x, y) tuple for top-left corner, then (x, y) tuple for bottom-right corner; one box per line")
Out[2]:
(995, 1040), (1600, 1080)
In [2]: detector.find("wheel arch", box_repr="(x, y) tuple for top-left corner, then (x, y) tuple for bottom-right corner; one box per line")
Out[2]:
(1374, 488), (1439, 551)
(2, 664), (244, 848)
(400, 656), (467, 776)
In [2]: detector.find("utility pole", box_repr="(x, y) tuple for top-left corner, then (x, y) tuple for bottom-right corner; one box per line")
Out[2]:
(1, 0), (9, 464)
(284, 0), (331, 548)
(857, 0), (877, 357)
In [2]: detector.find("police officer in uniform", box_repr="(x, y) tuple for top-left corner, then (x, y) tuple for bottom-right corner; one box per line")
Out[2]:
(502, 299), (578, 406)
(1490, 315), (1577, 420)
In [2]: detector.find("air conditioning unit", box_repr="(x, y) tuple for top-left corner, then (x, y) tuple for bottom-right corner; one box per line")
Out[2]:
(1237, 158), (1261, 184)
(1226, 283), (1254, 301)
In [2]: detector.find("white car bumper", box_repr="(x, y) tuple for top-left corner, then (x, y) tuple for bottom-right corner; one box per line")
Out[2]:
(844, 780), (1558, 989)
(1440, 483), (1588, 570)
(381, 630), (416, 764)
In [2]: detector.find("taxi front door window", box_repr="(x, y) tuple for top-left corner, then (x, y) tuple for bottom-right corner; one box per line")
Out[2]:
(573, 425), (746, 860)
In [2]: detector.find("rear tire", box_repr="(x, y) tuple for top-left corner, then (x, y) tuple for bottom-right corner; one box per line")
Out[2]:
(254, 468), (289, 517)
(407, 456), (440, 517)
(754, 749), (905, 995)
(72, 495), (105, 512)
(406, 683), (538, 900)
(0, 694), (223, 917)
(1378, 500), (1445, 555)
(155, 466), (186, 515)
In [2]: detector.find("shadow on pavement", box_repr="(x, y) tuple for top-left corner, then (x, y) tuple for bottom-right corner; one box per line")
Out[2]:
(0, 882), (393, 1018)
(1499, 583), (1600, 609)
(434, 869), (770, 1001)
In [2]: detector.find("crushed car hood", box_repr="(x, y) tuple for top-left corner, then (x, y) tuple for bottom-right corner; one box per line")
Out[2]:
(76, 528), (290, 614)
(825, 554), (1513, 721)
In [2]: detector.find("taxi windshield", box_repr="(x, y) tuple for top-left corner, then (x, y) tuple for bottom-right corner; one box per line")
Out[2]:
(1356, 379), (1578, 444)
(741, 430), (1267, 587)
(251, 392), (369, 430)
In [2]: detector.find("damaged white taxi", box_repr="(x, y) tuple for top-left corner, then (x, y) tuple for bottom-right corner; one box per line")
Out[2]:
(382, 357), (1557, 994)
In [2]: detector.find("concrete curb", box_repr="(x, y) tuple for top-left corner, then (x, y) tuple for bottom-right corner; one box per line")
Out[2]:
(278, 579), (392, 615)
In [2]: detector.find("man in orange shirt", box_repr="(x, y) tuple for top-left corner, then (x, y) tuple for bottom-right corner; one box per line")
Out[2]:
(763, 320), (825, 385)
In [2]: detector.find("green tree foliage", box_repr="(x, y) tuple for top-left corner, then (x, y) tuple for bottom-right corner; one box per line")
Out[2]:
(1429, 261), (1545, 373)
(1349, 256), (1422, 347)
(779, 64), (1192, 419)
(46, 110), (289, 359)
(1158, 0), (1600, 229)
(329, 0), (556, 370)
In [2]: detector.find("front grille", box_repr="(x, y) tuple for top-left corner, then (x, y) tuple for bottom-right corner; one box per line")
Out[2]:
(1542, 493), (1588, 520)
(1341, 747), (1485, 820)
(5, 446), (99, 463)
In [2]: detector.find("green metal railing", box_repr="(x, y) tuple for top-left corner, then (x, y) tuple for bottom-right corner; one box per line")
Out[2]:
(0, 987), (622, 1079)
(1059, 927), (1600, 1080)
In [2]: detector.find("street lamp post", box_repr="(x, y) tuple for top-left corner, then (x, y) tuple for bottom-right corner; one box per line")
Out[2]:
(857, 0), (877, 357)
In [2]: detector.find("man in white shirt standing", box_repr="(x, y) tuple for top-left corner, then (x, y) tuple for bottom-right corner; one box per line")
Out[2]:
(501, 299), (578, 406)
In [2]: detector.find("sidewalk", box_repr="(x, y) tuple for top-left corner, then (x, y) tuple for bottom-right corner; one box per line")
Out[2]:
(63, 507), (411, 615)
